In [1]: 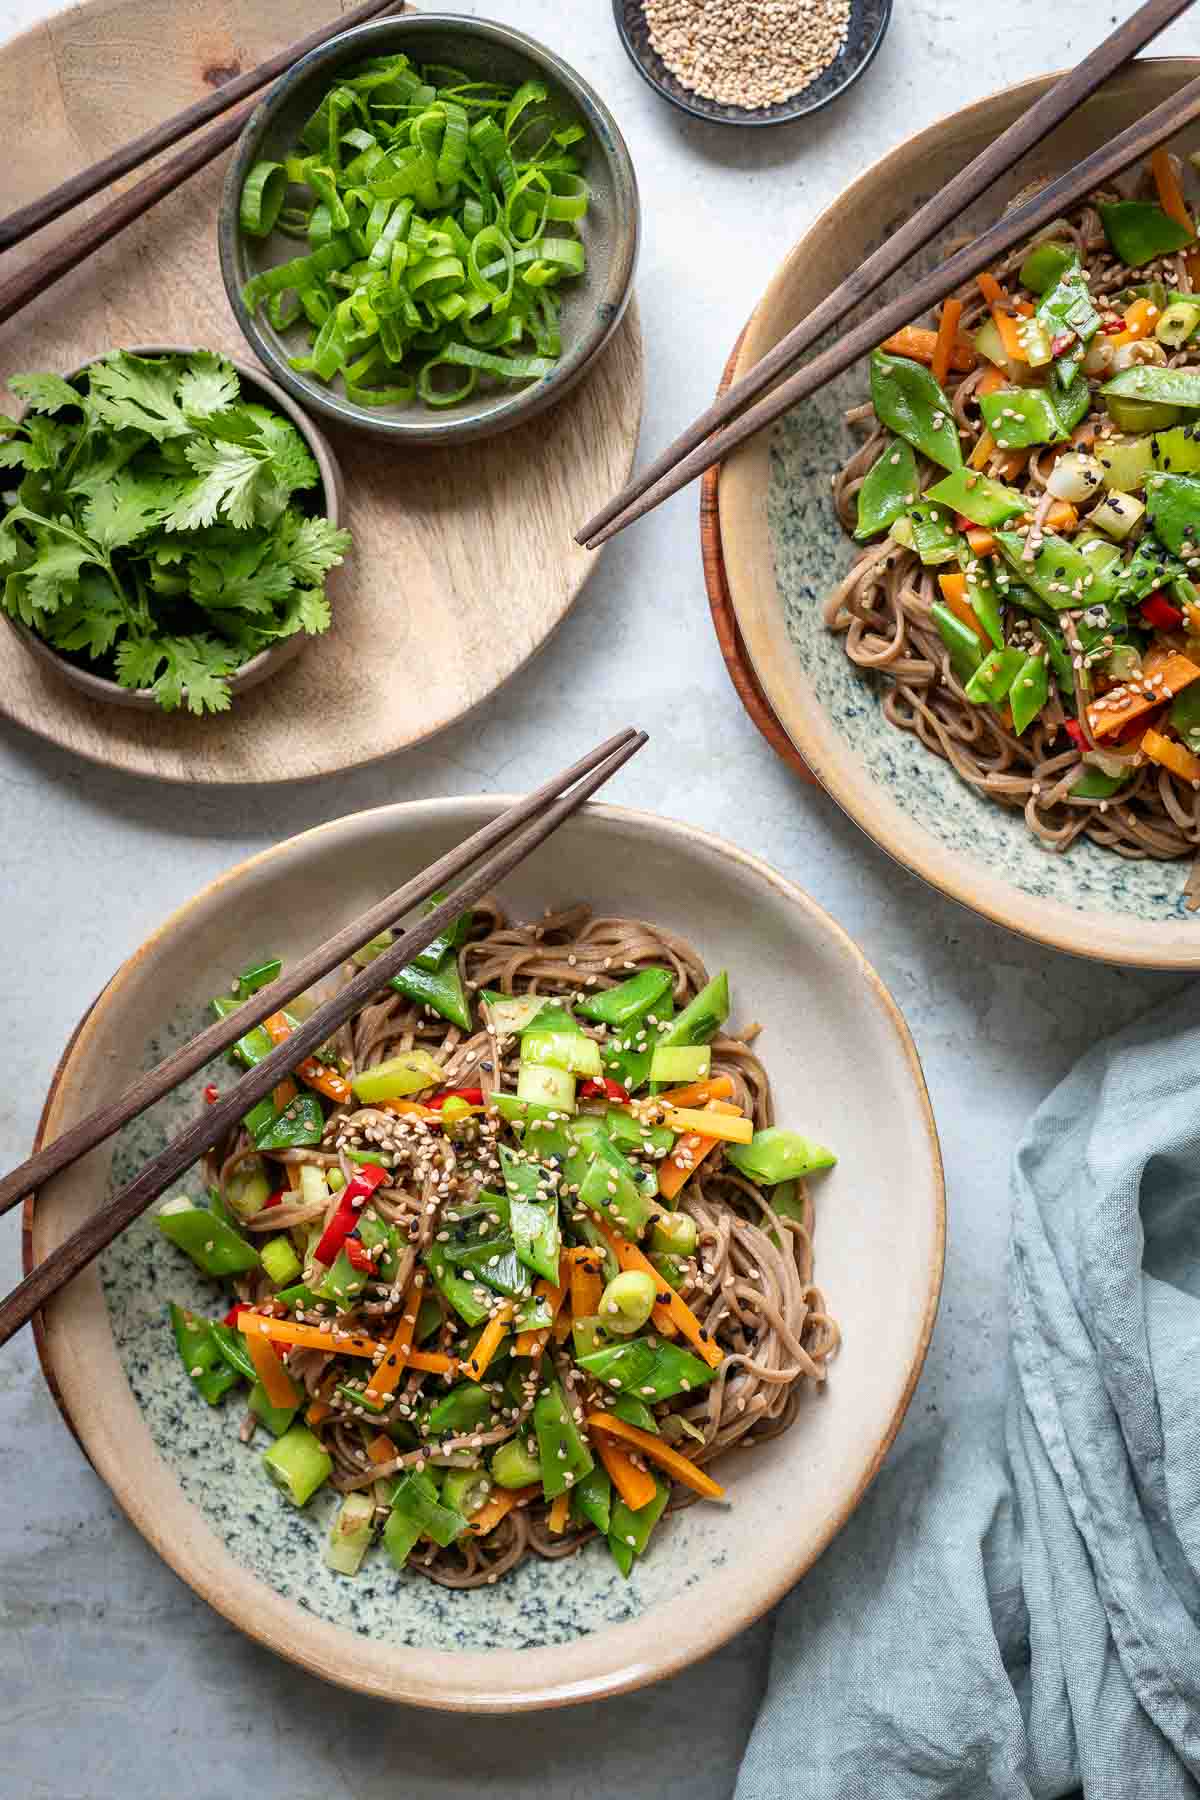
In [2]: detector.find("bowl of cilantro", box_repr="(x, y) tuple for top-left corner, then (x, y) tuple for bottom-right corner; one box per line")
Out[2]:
(0, 346), (349, 714)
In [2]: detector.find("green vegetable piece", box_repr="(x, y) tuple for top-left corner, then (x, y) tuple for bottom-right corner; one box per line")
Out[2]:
(979, 382), (1078, 450)
(963, 647), (1026, 706)
(853, 437), (919, 541)
(260, 1234), (302, 1287)
(870, 350), (962, 471)
(262, 1423), (333, 1505)
(1008, 650), (1051, 735)
(516, 1060), (577, 1112)
(491, 1437), (543, 1489)
(441, 1469), (491, 1520)
(1034, 255), (1100, 381)
(235, 956), (282, 997)
(533, 1376), (594, 1500)
(577, 1337), (716, 1402)
(598, 1269), (657, 1336)
(335, 1377), (388, 1415)
(1170, 683), (1200, 755)
(425, 1245), (493, 1327)
(1098, 200), (1194, 268)
(653, 972), (729, 1062)
(351, 1048), (444, 1103)
(208, 1320), (258, 1383)
(156, 1198), (260, 1277)
(577, 967), (673, 1028)
(169, 1303), (239, 1405)
(253, 1091), (324, 1150)
(481, 989), (583, 1035)
(1106, 396), (1184, 434)
(995, 530), (1120, 612)
(325, 1491), (375, 1576)
(249, 1380), (298, 1438)
(725, 1126), (837, 1185)
(1071, 766), (1135, 798)
(608, 1476), (669, 1576)
(1018, 241), (1075, 295)
(647, 1045), (710, 1085)
(1033, 619), (1074, 693)
(1095, 434), (1157, 493)
(424, 1382), (494, 1439)
(650, 1251), (688, 1291)
(499, 1146), (561, 1283)
(608, 1395), (660, 1434)
(577, 1134), (653, 1240)
(210, 993), (275, 1069)
(520, 1030), (602, 1078)
(389, 1469), (468, 1547)
(1156, 301), (1200, 349)
(925, 468), (1027, 529)
(318, 1246), (370, 1309)
(389, 958), (472, 1032)
(650, 1212), (698, 1257)
(930, 602), (983, 684)
(570, 1462), (613, 1534)
(356, 1212), (400, 1284)
(491, 1093), (567, 1130)
(906, 500), (961, 567)
(1145, 472), (1200, 557)
(958, 551), (1006, 651)
(412, 890), (474, 972)
(1103, 366), (1200, 417)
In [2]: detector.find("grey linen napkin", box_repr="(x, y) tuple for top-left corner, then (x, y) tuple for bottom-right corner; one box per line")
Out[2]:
(735, 987), (1200, 1800)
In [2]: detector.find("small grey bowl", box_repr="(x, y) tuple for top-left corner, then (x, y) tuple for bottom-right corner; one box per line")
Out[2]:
(612, 0), (892, 126)
(5, 346), (344, 712)
(219, 15), (640, 446)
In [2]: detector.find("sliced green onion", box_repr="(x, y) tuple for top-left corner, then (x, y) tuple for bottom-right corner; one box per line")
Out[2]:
(240, 160), (287, 237)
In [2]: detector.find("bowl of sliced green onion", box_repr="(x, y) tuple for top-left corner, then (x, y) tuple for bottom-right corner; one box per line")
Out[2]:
(220, 15), (639, 444)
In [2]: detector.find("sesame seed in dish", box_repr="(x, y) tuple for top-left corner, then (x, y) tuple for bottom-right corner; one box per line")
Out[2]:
(640, 0), (851, 110)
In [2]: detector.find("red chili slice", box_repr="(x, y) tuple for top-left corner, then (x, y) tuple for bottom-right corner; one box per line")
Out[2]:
(579, 1077), (631, 1102)
(425, 1087), (485, 1109)
(313, 1164), (389, 1265)
(1140, 591), (1184, 632)
(203, 1084), (219, 1104)
(343, 1236), (374, 1272)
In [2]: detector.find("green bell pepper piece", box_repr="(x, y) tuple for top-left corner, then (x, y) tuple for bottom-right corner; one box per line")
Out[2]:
(608, 1476), (669, 1576)
(995, 530), (1120, 611)
(1170, 683), (1200, 755)
(577, 1337), (716, 1401)
(425, 1245), (493, 1327)
(964, 647), (1026, 705)
(389, 958), (471, 1032)
(577, 967), (673, 1028)
(1098, 199), (1194, 268)
(870, 350), (962, 470)
(499, 1146), (561, 1283)
(389, 1468), (467, 1547)
(1018, 240), (1075, 295)
(725, 1126), (837, 1184)
(157, 1199), (261, 1277)
(533, 1375), (594, 1500)
(577, 1134), (653, 1239)
(853, 437), (919, 541)
(249, 1380), (298, 1437)
(235, 956), (282, 998)
(1145, 472), (1200, 557)
(263, 1422), (332, 1505)
(925, 467), (1027, 529)
(930, 602), (983, 684)
(253, 1090), (324, 1150)
(906, 500), (961, 566)
(570, 1461), (613, 1533)
(1008, 650), (1051, 735)
(169, 1303), (239, 1405)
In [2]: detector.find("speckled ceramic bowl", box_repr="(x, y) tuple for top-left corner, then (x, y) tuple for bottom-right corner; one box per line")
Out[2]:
(220, 16), (639, 445)
(719, 59), (1200, 969)
(27, 798), (943, 1710)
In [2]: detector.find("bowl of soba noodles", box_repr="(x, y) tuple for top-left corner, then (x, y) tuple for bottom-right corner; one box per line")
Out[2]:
(25, 797), (942, 1708)
(717, 60), (1200, 968)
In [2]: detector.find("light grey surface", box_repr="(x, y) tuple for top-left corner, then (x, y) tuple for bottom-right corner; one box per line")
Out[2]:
(1, 1), (1197, 1794)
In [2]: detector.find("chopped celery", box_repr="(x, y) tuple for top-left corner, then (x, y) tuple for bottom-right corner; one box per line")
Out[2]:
(325, 1491), (375, 1575)
(263, 1423), (333, 1505)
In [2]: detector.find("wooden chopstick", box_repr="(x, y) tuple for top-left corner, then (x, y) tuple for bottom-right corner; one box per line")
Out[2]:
(0, 727), (647, 1348)
(0, 0), (409, 253)
(576, 0), (1197, 549)
(0, 0), (408, 331)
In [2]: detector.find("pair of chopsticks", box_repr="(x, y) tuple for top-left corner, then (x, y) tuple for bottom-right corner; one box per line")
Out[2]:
(577, 0), (1200, 549)
(0, 728), (648, 1348)
(0, 0), (411, 330)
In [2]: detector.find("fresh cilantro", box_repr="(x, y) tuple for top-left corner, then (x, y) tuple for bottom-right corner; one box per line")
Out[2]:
(0, 351), (349, 714)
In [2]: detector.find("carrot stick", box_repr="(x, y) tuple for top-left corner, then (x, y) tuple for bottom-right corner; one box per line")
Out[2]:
(272, 1077), (298, 1111)
(596, 1220), (724, 1368)
(1088, 650), (1200, 740)
(938, 572), (989, 647)
(238, 1311), (379, 1357)
(570, 1258), (603, 1323)
(1152, 146), (1195, 234)
(262, 1011), (353, 1105)
(969, 428), (997, 471)
(931, 297), (963, 389)
(587, 1412), (725, 1501)
(468, 1484), (540, 1536)
(514, 1258), (568, 1357)
(651, 1075), (735, 1109)
(407, 1349), (457, 1376)
(878, 323), (975, 373)
(245, 1327), (302, 1409)
(657, 1128), (721, 1201)
(661, 1104), (752, 1144)
(306, 1400), (334, 1425)
(367, 1431), (399, 1465)
(965, 527), (996, 557)
(593, 1433), (658, 1510)
(463, 1302), (514, 1382)
(976, 367), (1007, 397)
(976, 273), (1027, 363)
(365, 1273), (427, 1402)
(548, 1493), (571, 1533)
(1142, 728), (1200, 783)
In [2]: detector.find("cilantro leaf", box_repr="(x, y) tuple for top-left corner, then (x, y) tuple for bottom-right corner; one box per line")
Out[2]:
(178, 352), (240, 421)
(187, 546), (294, 614)
(82, 471), (172, 550)
(274, 512), (352, 585)
(88, 351), (191, 441)
(115, 636), (167, 692)
(9, 371), (81, 415)
(43, 572), (125, 657)
(0, 441), (28, 470)
(26, 537), (94, 613)
(277, 586), (332, 637)
(245, 408), (320, 498)
(23, 417), (72, 472)
(166, 440), (269, 531)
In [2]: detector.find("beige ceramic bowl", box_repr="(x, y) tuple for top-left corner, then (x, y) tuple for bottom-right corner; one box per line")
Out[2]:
(719, 60), (1200, 969)
(5, 345), (343, 711)
(27, 798), (943, 1709)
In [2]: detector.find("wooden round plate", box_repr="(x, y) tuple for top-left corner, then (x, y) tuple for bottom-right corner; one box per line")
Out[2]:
(0, 0), (642, 784)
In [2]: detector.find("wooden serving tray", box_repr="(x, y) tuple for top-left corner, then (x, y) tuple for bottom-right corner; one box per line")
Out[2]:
(0, 0), (642, 783)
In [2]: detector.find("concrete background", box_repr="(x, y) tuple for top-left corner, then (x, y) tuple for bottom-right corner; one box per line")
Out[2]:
(2, 1), (1197, 1794)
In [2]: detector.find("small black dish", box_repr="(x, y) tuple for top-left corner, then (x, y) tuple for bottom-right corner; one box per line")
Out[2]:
(612, 0), (892, 127)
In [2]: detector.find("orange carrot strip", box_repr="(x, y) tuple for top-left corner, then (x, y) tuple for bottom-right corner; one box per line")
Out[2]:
(596, 1220), (724, 1368)
(367, 1431), (399, 1466)
(1108, 296), (1160, 349)
(1044, 500), (1078, 534)
(879, 323), (975, 372)
(965, 527), (997, 557)
(658, 1129), (721, 1201)
(969, 428), (997, 471)
(1142, 728), (1200, 783)
(238, 1311), (379, 1358)
(938, 572), (989, 647)
(1088, 651), (1200, 740)
(570, 1258), (603, 1323)
(272, 1077), (298, 1111)
(1152, 146), (1195, 234)
(931, 297), (963, 389)
(651, 1075), (735, 1109)
(365, 1274), (427, 1403)
(407, 1349), (457, 1376)
(514, 1259), (568, 1357)
(976, 367), (1008, 397)
(306, 1401), (334, 1426)
(262, 1012), (353, 1105)
(548, 1493), (571, 1534)
(976, 274), (1027, 363)
(593, 1433), (658, 1511)
(588, 1412), (725, 1501)
(463, 1302), (514, 1382)
(468, 1484), (539, 1536)
(244, 1328), (302, 1410)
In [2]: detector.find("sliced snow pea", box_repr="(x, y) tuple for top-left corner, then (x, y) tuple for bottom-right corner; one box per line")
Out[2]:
(925, 467), (1027, 529)
(169, 1303), (239, 1405)
(964, 647), (1026, 705)
(1145, 472), (1200, 557)
(853, 437), (919, 541)
(870, 351), (962, 470)
(1009, 651), (1051, 735)
(533, 1375), (594, 1500)
(930, 602), (983, 684)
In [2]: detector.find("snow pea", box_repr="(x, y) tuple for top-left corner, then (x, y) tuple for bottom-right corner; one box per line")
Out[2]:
(570, 1461), (613, 1534)
(423, 1381), (494, 1438)
(725, 1126), (837, 1184)
(608, 1475), (669, 1577)
(533, 1375), (594, 1500)
(577, 1337), (716, 1402)
(499, 1146), (561, 1283)
(156, 1199), (260, 1277)
(1032, 619), (1074, 692)
(209, 1320), (259, 1382)
(906, 500), (961, 566)
(1018, 240), (1075, 295)
(388, 1469), (467, 1548)
(412, 890), (474, 973)
(1071, 767), (1134, 799)
(389, 957), (471, 1032)
(1034, 255), (1100, 388)
(959, 552), (1006, 650)
(1104, 367), (1200, 417)
(1145, 472), (1200, 557)
(980, 375), (1089, 449)
(1114, 533), (1188, 603)
(1098, 200), (1194, 268)
(870, 350), (963, 471)
(930, 602), (983, 684)
(169, 1303), (239, 1405)
(577, 966), (672, 1028)
(853, 436), (918, 540)
(995, 530), (1121, 611)
(1009, 650), (1051, 735)
(964, 647), (1026, 705)
(249, 1381), (298, 1438)
(425, 1245), (493, 1327)
(1170, 684), (1200, 754)
(254, 1090), (325, 1150)
(235, 956), (282, 998)
(925, 468), (1027, 529)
